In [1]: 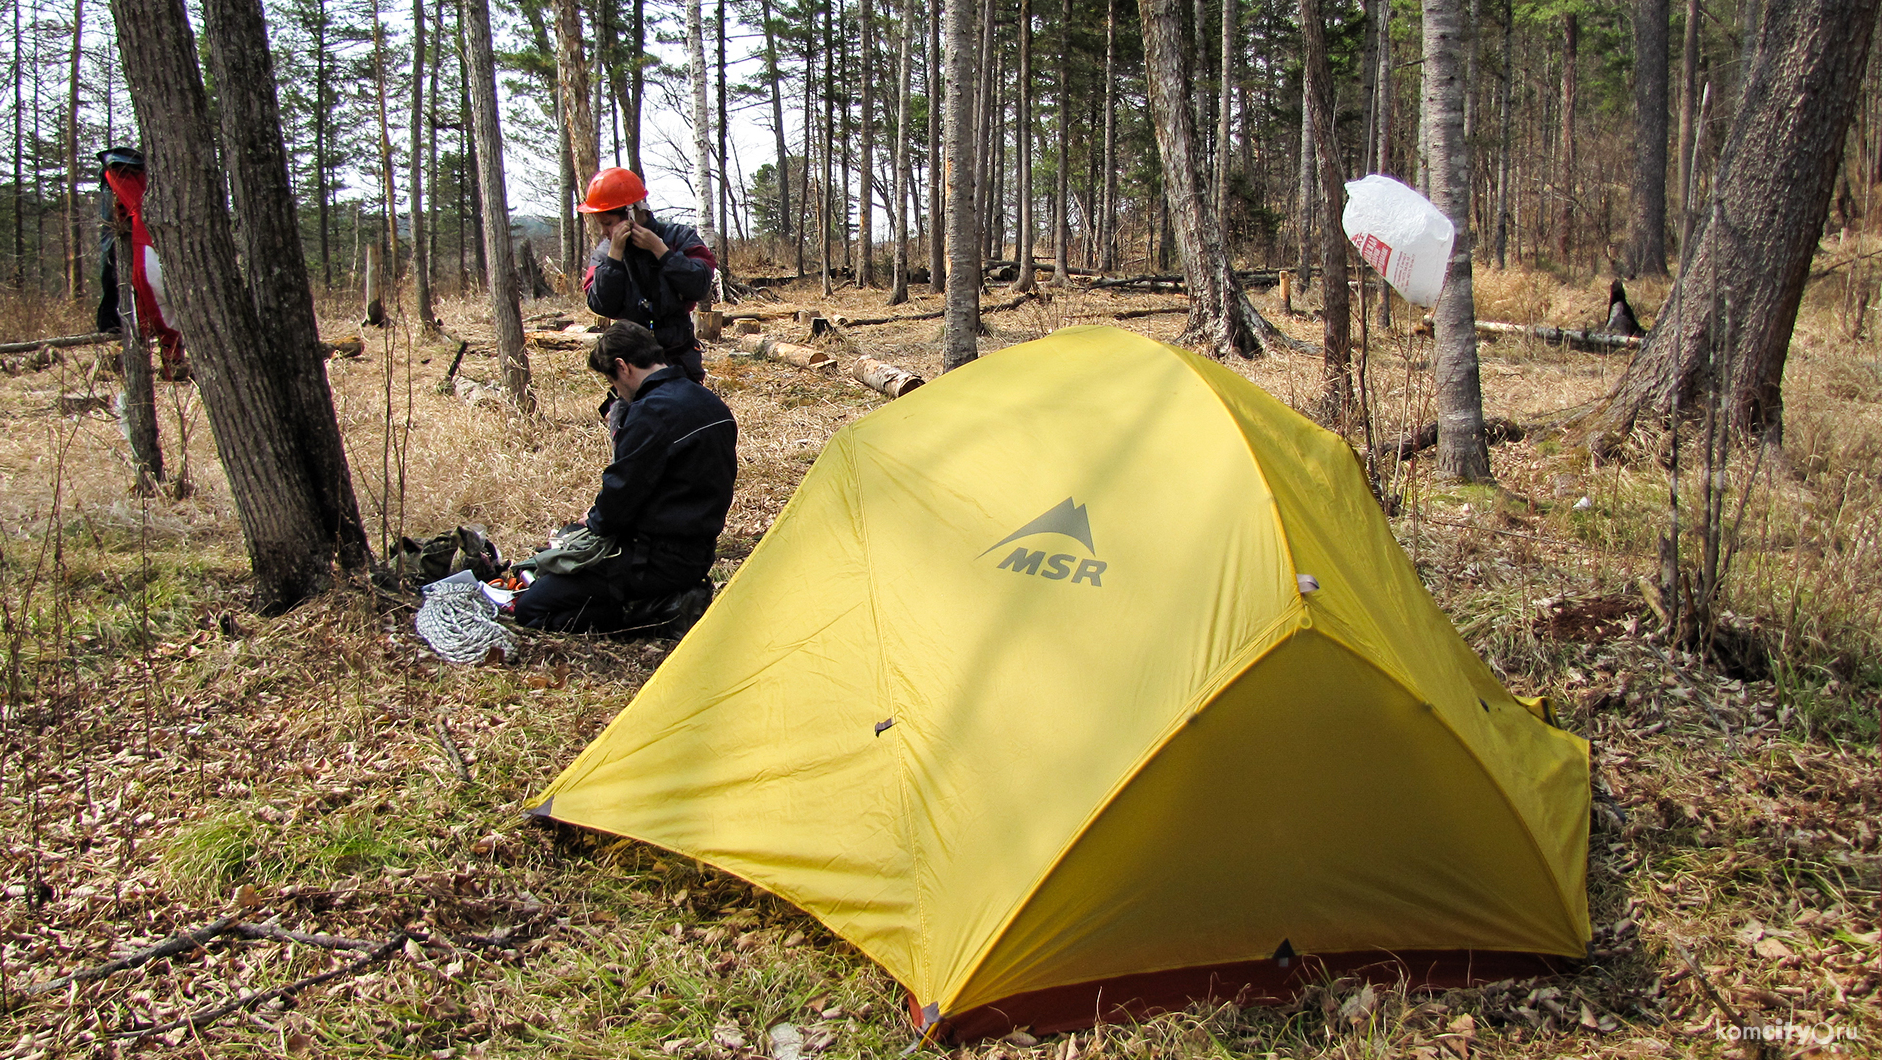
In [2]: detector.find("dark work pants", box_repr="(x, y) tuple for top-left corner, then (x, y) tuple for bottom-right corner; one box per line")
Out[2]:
(513, 535), (713, 634)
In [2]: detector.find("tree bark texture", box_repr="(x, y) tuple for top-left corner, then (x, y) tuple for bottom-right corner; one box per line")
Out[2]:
(1300, 0), (1352, 416)
(890, 0), (915, 303)
(763, 0), (792, 247)
(1677, 0), (1700, 225)
(688, 0), (716, 262)
(1052, 0), (1071, 284)
(1138, 0), (1288, 358)
(201, 0), (372, 572)
(65, 0), (84, 301)
(111, 0), (367, 610)
(860, 0), (876, 287)
(1215, 0), (1235, 235)
(1597, 0), (1882, 442)
(1296, 85), (1315, 291)
(1630, 0), (1671, 277)
(1100, 0), (1118, 270)
(928, 0), (947, 293)
(1554, 14), (1577, 269)
(1423, 0), (1491, 480)
(463, 0), (534, 408)
(942, 0), (980, 369)
(1013, 0), (1036, 292)
(411, 0), (435, 325)
(557, 0), (598, 247)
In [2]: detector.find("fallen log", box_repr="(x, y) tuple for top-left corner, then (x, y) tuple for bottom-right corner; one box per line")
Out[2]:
(524, 329), (600, 348)
(0, 331), (118, 355)
(1088, 273), (1185, 291)
(1110, 305), (1191, 320)
(1473, 320), (1643, 352)
(735, 333), (833, 368)
(1384, 416), (1527, 460)
(839, 290), (1037, 327)
(851, 356), (925, 398)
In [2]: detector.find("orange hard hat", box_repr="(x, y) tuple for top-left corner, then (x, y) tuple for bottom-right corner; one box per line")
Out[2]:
(577, 168), (648, 214)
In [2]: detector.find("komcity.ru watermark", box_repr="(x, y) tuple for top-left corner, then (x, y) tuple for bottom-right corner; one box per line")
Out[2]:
(1717, 1021), (1864, 1048)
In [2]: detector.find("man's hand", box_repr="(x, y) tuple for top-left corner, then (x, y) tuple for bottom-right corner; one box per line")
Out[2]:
(625, 221), (669, 257)
(606, 217), (633, 261)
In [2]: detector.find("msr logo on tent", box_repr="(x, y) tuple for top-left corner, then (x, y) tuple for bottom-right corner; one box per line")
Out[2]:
(979, 498), (1108, 587)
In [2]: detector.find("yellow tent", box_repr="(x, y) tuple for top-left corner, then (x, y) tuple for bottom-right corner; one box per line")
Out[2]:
(529, 325), (1590, 1039)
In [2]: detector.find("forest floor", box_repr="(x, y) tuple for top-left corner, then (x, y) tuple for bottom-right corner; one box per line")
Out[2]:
(0, 260), (1876, 1059)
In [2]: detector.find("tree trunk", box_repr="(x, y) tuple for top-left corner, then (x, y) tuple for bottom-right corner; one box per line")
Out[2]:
(65, 0), (84, 302)
(1595, 0), (1881, 443)
(557, 0), (598, 252)
(112, 0), (371, 610)
(458, 0), (488, 285)
(688, 0), (715, 281)
(1629, 0), (1670, 277)
(1424, 0), (1490, 480)
(629, 0), (645, 173)
(890, 0), (914, 303)
(1296, 79), (1315, 291)
(763, 0), (791, 249)
(1100, 0), (1118, 271)
(1012, 0), (1036, 292)
(942, 0), (980, 368)
(859, 0), (877, 286)
(1300, 0), (1351, 417)
(200, 0), (373, 570)
(717, 0), (730, 272)
(370, 10), (399, 300)
(1052, 0), (1071, 286)
(928, 0), (947, 292)
(1374, 0), (1391, 174)
(1215, 0), (1235, 237)
(1554, 14), (1577, 270)
(1494, 0), (1512, 267)
(821, 0), (835, 297)
(463, 0), (534, 408)
(1138, 0), (1288, 358)
(314, 0), (331, 288)
(1677, 0), (1700, 228)
(411, 0), (436, 326)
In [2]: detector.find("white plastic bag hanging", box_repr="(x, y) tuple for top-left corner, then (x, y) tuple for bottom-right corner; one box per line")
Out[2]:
(1341, 174), (1455, 307)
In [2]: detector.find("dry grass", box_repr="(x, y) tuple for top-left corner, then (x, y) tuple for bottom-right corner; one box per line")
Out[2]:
(0, 266), (1876, 1058)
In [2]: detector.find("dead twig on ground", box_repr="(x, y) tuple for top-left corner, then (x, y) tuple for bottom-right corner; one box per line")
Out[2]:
(0, 331), (118, 355)
(13, 917), (240, 1002)
(117, 931), (409, 1039)
(430, 718), (472, 782)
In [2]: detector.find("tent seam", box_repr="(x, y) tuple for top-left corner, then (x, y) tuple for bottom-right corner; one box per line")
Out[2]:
(849, 432), (934, 998)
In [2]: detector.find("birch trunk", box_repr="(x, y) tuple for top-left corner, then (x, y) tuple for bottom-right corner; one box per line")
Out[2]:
(1424, 0), (1491, 479)
(942, 0), (980, 368)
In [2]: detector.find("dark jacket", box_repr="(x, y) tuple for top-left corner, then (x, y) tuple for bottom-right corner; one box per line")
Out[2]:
(585, 367), (738, 563)
(584, 218), (717, 382)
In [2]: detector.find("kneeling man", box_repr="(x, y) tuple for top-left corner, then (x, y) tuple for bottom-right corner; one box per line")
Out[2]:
(515, 321), (737, 633)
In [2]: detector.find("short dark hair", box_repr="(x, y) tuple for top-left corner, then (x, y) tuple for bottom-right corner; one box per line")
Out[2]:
(589, 321), (668, 374)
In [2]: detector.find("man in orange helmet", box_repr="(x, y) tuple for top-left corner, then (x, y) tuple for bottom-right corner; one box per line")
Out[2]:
(578, 167), (717, 383)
